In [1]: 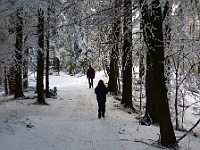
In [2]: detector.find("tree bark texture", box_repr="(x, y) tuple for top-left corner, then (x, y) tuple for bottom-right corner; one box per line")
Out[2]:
(151, 0), (177, 147)
(45, 6), (50, 98)
(140, 0), (158, 123)
(14, 9), (24, 98)
(121, 0), (134, 110)
(145, 52), (158, 123)
(37, 9), (46, 104)
(108, 0), (121, 95)
(140, 0), (177, 147)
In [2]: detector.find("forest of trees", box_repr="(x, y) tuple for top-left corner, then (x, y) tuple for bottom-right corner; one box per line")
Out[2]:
(0, 0), (200, 148)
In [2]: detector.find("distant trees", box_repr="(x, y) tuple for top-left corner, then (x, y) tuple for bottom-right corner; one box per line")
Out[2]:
(0, 0), (58, 102)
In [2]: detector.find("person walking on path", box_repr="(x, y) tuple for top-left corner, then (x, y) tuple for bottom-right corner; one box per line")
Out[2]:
(95, 80), (109, 119)
(87, 65), (95, 88)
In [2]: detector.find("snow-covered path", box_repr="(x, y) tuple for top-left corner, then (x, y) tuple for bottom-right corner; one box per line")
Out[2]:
(57, 85), (125, 150)
(42, 74), (132, 150)
(1, 72), (200, 150)
(0, 72), (159, 150)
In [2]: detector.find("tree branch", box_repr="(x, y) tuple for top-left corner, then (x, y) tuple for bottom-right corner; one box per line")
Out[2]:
(177, 118), (200, 142)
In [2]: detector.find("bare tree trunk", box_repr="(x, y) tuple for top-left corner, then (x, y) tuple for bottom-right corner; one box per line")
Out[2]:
(140, 0), (158, 123)
(45, 35), (50, 98)
(108, 46), (119, 95)
(108, 0), (121, 95)
(121, 0), (135, 110)
(145, 52), (158, 123)
(140, 0), (177, 147)
(14, 8), (24, 99)
(45, 4), (51, 98)
(152, 0), (177, 147)
(37, 9), (47, 105)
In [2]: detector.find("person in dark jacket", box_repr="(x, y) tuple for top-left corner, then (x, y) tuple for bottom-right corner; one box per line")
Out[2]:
(95, 80), (109, 118)
(87, 65), (95, 88)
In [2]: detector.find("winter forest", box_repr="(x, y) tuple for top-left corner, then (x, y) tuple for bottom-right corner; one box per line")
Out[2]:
(0, 0), (200, 149)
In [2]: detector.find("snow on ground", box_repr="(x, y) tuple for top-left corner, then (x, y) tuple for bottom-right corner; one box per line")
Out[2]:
(0, 71), (200, 150)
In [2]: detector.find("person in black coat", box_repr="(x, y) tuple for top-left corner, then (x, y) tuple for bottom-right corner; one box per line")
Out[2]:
(87, 65), (95, 88)
(95, 80), (109, 118)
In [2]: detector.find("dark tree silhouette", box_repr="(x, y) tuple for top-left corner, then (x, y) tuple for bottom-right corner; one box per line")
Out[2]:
(140, 0), (159, 123)
(37, 9), (47, 105)
(121, 0), (134, 110)
(45, 3), (51, 98)
(145, 51), (158, 123)
(108, 0), (121, 95)
(14, 8), (24, 99)
(140, 0), (177, 147)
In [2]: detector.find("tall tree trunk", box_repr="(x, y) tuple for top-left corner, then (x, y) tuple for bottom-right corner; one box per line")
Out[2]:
(140, 0), (177, 147)
(151, 0), (177, 147)
(108, 45), (118, 95)
(163, 2), (173, 123)
(37, 9), (46, 105)
(145, 52), (158, 123)
(140, 0), (158, 123)
(45, 4), (50, 98)
(45, 33), (50, 98)
(14, 9), (24, 99)
(108, 0), (121, 95)
(121, 0), (134, 110)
